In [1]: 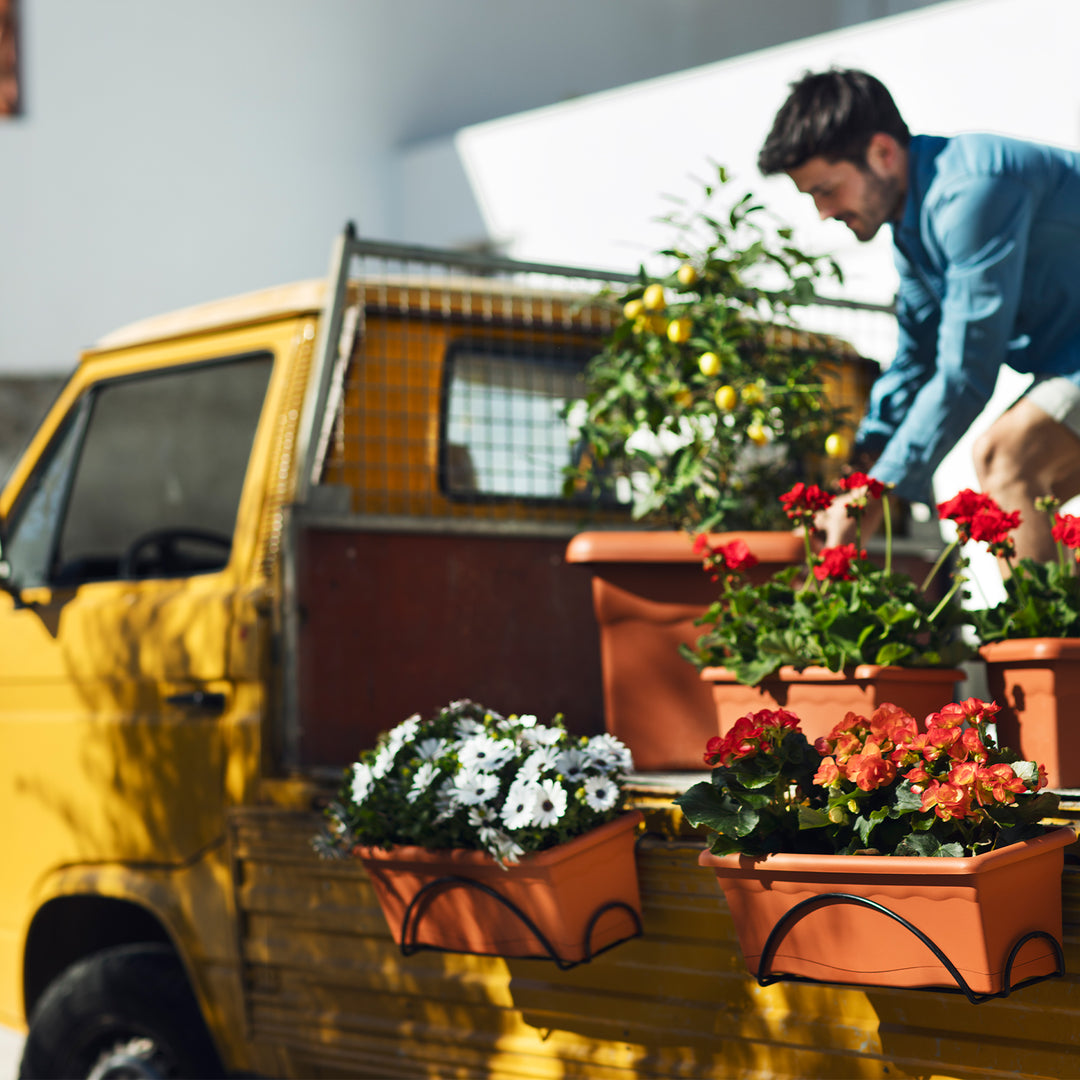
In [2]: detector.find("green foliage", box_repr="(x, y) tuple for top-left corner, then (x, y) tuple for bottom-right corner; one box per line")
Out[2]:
(972, 556), (1080, 642)
(688, 557), (970, 684)
(563, 165), (853, 532)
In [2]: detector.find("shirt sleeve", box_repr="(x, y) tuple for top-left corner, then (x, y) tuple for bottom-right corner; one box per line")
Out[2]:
(866, 175), (1034, 504)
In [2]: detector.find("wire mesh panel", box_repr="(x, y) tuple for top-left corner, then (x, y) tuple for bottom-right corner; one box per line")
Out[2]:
(312, 240), (636, 532)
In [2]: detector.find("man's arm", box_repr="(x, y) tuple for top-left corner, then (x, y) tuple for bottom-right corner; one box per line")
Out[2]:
(866, 174), (1035, 505)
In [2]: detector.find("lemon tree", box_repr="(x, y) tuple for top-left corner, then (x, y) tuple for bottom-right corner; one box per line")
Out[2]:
(565, 165), (859, 532)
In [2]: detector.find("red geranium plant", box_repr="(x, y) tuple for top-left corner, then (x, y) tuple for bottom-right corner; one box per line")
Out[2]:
(675, 699), (1059, 857)
(937, 490), (1080, 642)
(686, 476), (970, 685)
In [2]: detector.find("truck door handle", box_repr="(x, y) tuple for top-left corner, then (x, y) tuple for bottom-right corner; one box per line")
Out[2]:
(165, 690), (227, 714)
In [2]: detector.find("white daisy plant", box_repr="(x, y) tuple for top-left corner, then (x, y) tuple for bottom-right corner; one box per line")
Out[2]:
(322, 699), (635, 866)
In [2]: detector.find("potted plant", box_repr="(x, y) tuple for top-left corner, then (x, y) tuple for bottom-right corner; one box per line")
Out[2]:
(564, 167), (873, 769)
(318, 699), (643, 966)
(675, 698), (1072, 996)
(687, 474), (970, 744)
(941, 489), (1080, 788)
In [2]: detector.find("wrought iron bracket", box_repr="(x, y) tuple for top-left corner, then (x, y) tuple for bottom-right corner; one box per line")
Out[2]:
(756, 891), (1065, 1004)
(399, 873), (643, 970)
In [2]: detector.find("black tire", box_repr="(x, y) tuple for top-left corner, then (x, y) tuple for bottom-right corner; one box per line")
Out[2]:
(18, 943), (225, 1079)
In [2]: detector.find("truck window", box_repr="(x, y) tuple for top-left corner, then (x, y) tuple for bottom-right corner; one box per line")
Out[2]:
(442, 346), (589, 501)
(3, 352), (273, 587)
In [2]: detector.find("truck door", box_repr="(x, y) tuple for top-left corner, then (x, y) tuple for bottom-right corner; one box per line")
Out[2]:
(0, 345), (275, 905)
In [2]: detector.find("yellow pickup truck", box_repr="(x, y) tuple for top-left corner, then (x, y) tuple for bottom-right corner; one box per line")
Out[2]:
(3, 227), (1079, 1080)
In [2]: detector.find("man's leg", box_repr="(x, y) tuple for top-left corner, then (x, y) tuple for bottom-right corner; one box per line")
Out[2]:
(973, 382), (1080, 562)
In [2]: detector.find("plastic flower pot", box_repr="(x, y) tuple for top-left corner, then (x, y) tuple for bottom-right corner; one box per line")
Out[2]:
(699, 826), (1074, 995)
(980, 638), (1080, 789)
(565, 531), (804, 771)
(701, 664), (965, 748)
(354, 811), (644, 966)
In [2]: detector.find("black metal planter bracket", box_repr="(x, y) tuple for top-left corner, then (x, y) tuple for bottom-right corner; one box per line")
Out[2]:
(398, 874), (643, 970)
(756, 891), (1065, 1004)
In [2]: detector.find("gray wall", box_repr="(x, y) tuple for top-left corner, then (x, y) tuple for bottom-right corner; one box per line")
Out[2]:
(0, 0), (945, 377)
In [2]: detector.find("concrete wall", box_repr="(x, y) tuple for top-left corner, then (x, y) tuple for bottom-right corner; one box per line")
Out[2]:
(1, 0), (944, 377)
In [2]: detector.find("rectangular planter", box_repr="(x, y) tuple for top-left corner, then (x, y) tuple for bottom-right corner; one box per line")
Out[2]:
(980, 638), (1080, 789)
(565, 530), (804, 770)
(700, 826), (1075, 995)
(355, 811), (643, 965)
(701, 663), (965, 748)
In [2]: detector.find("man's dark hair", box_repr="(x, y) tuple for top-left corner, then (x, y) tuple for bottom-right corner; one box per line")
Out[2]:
(758, 68), (910, 175)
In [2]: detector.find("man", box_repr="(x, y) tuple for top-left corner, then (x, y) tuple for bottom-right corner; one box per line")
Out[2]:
(758, 68), (1080, 562)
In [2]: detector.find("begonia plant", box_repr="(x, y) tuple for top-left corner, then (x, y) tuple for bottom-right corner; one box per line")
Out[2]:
(685, 475), (971, 685)
(317, 699), (634, 868)
(675, 698), (1059, 858)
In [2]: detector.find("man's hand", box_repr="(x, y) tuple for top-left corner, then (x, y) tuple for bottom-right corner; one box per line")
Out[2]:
(815, 490), (885, 548)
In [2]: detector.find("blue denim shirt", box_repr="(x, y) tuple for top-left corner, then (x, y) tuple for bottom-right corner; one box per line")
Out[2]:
(857, 133), (1080, 504)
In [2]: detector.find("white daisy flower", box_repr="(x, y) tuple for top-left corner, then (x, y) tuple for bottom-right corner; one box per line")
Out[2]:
(519, 723), (564, 750)
(520, 746), (560, 781)
(453, 716), (487, 740)
(556, 747), (589, 782)
(501, 780), (540, 830)
(458, 734), (515, 772)
(415, 737), (448, 762)
(371, 744), (397, 779)
(384, 715), (420, 758)
(516, 713), (539, 728)
(584, 733), (634, 773)
(468, 805), (500, 828)
(583, 774), (620, 812)
(530, 778), (568, 828)
(407, 762), (441, 803)
(489, 832), (525, 866)
(452, 769), (500, 806)
(351, 762), (374, 805)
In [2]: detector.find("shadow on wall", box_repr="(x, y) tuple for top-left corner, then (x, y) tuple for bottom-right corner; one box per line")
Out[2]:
(0, 376), (67, 487)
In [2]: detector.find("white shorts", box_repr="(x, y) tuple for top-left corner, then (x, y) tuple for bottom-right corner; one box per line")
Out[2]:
(1024, 376), (1080, 439)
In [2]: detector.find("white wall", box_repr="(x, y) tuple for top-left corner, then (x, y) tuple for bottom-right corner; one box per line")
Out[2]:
(0, 0), (943, 375)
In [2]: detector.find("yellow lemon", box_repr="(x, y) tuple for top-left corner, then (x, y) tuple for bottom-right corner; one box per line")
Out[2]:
(645, 314), (669, 336)
(642, 283), (667, 310)
(667, 317), (692, 344)
(698, 351), (721, 377)
(746, 422), (770, 446)
(673, 387), (694, 409)
(676, 264), (699, 288)
(623, 297), (645, 321)
(825, 432), (849, 459)
(741, 383), (765, 407)
(714, 385), (737, 411)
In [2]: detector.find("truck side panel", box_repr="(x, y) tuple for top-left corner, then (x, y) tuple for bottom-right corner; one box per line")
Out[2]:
(230, 802), (1080, 1080)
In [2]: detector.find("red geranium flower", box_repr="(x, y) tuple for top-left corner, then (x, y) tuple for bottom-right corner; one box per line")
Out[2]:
(1053, 512), (1080, 556)
(718, 539), (759, 573)
(779, 482), (833, 525)
(813, 543), (865, 581)
(937, 488), (996, 526)
(838, 471), (886, 499)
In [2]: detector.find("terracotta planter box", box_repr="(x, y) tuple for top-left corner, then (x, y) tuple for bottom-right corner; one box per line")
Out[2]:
(700, 826), (1074, 995)
(701, 664), (965, 748)
(980, 638), (1080, 789)
(355, 811), (643, 965)
(565, 530), (803, 771)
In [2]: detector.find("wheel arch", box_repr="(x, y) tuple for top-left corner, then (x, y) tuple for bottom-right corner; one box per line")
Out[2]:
(23, 894), (173, 1017)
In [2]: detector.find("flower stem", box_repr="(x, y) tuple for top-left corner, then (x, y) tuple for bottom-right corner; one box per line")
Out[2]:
(919, 538), (959, 595)
(883, 495), (893, 576)
(927, 572), (966, 623)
